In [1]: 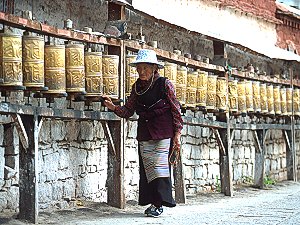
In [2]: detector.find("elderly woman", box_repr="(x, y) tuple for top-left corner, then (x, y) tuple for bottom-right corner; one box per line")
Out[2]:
(103, 49), (183, 217)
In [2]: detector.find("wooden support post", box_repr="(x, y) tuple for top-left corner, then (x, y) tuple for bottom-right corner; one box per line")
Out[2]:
(18, 114), (42, 224)
(218, 113), (233, 196)
(106, 42), (125, 208)
(253, 129), (266, 188)
(173, 147), (186, 204)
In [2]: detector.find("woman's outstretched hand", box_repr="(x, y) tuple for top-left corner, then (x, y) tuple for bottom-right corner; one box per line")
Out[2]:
(173, 131), (181, 152)
(102, 95), (116, 111)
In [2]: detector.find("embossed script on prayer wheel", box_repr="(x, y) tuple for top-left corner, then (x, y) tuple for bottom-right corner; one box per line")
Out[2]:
(280, 87), (287, 116)
(245, 80), (254, 112)
(260, 83), (268, 114)
(286, 88), (293, 115)
(293, 88), (300, 116)
(102, 55), (119, 99)
(196, 70), (208, 107)
(228, 79), (238, 112)
(125, 55), (138, 97)
(206, 74), (217, 110)
(22, 35), (44, 87)
(0, 33), (22, 86)
(186, 71), (198, 108)
(216, 77), (227, 111)
(66, 44), (85, 93)
(164, 62), (177, 88)
(237, 81), (246, 114)
(85, 52), (103, 96)
(159, 61), (165, 77)
(252, 81), (261, 113)
(267, 85), (275, 115)
(44, 45), (66, 94)
(273, 86), (281, 115)
(176, 66), (187, 106)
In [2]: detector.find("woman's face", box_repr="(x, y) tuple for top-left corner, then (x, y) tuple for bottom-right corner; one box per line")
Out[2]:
(136, 63), (154, 81)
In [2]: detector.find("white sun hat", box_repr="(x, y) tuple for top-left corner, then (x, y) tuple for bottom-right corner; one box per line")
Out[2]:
(129, 49), (164, 69)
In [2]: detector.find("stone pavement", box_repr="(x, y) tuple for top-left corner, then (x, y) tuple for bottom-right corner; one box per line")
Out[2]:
(1, 181), (300, 225)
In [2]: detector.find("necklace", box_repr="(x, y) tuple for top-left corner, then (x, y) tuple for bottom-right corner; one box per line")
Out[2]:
(134, 73), (155, 96)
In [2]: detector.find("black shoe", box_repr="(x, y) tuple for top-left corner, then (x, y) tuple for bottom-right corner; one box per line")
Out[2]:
(146, 206), (163, 217)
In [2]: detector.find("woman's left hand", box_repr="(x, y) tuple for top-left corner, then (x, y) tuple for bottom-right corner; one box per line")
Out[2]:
(173, 131), (181, 151)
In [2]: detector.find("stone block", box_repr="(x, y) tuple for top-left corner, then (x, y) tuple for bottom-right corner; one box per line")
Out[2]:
(187, 125), (197, 137)
(4, 166), (17, 180)
(0, 191), (8, 211)
(5, 155), (18, 169)
(39, 182), (53, 203)
(0, 125), (3, 146)
(207, 163), (219, 179)
(281, 157), (286, 169)
(63, 178), (76, 199)
(209, 148), (219, 160)
(7, 186), (19, 210)
(86, 150), (100, 166)
(127, 121), (137, 138)
(190, 145), (201, 160)
(51, 120), (66, 141)
(0, 147), (4, 179)
(244, 147), (251, 159)
(233, 164), (243, 181)
(241, 130), (248, 141)
(201, 127), (210, 138)
(65, 120), (80, 141)
(184, 166), (194, 180)
(194, 165), (206, 179)
(39, 120), (51, 143)
(200, 144), (210, 159)
(52, 181), (64, 200)
(80, 121), (94, 141)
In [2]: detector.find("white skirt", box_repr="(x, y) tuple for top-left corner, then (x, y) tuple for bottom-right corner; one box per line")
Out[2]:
(139, 138), (171, 183)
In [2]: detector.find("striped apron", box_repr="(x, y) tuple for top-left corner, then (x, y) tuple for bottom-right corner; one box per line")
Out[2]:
(139, 138), (171, 183)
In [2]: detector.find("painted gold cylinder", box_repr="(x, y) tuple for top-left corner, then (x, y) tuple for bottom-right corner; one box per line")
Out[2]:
(237, 80), (246, 114)
(196, 70), (208, 107)
(102, 55), (119, 99)
(216, 77), (227, 111)
(293, 88), (300, 116)
(125, 55), (138, 97)
(228, 79), (238, 112)
(84, 52), (103, 96)
(267, 85), (275, 115)
(286, 88), (293, 115)
(273, 86), (281, 115)
(260, 83), (268, 114)
(66, 44), (85, 93)
(44, 45), (66, 94)
(159, 61), (165, 77)
(280, 88), (287, 116)
(22, 35), (44, 87)
(164, 62), (177, 88)
(206, 74), (217, 110)
(252, 81), (261, 113)
(186, 71), (198, 108)
(176, 66), (187, 106)
(245, 80), (254, 112)
(0, 33), (22, 86)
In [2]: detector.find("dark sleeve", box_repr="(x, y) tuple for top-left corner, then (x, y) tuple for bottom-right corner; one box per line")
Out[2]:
(164, 79), (183, 133)
(114, 88), (136, 119)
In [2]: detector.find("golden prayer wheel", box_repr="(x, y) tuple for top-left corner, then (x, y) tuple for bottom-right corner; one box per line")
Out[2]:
(65, 44), (85, 93)
(260, 83), (268, 114)
(294, 88), (300, 116)
(273, 86), (281, 115)
(267, 85), (275, 115)
(44, 45), (66, 94)
(186, 71), (198, 108)
(102, 55), (119, 99)
(237, 80), (247, 114)
(125, 55), (138, 97)
(252, 81), (261, 113)
(245, 80), (254, 113)
(228, 79), (238, 112)
(216, 77), (227, 111)
(22, 35), (44, 87)
(196, 70), (208, 107)
(159, 61), (165, 77)
(176, 66), (187, 106)
(164, 62), (177, 88)
(286, 88), (293, 115)
(206, 74), (217, 110)
(0, 33), (22, 86)
(84, 51), (103, 96)
(280, 87), (287, 116)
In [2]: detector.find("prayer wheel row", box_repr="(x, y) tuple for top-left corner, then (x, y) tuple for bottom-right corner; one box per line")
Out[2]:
(0, 33), (119, 99)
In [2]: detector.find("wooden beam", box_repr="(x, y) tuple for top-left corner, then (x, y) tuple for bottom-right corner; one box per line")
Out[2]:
(11, 114), (29, 149)
(285, 129), (296, 180)
(18, 114), (40, 223)
(173, 148), (186, 204)
(101, 121), (116, 157)
(253, 130), (263, 153)
(213, 128), (226, 156)
(253, 129), (266, 189)
(283, 130), (291, 152)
